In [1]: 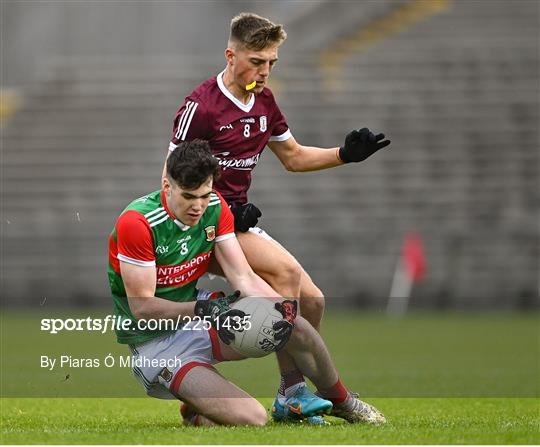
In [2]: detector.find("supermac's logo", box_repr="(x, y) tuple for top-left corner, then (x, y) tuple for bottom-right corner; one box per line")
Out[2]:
(205, 226), (216, 242)
(214, 152), (261, 171)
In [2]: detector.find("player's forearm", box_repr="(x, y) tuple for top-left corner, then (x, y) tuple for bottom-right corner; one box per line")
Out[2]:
(287, 145), (343, 172)
(230, 271), (281, 299)
(128, 295), (196, 321)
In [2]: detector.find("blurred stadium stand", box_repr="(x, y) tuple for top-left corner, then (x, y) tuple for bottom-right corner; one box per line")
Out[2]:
(1, 0), (538, 309)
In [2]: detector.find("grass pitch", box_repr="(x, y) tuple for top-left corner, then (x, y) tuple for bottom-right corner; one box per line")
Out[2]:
(1, 397), (538, 444)
(1, 311), (539, 444)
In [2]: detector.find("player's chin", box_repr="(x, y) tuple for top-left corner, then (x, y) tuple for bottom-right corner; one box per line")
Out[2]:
(185, 214), (202, 225)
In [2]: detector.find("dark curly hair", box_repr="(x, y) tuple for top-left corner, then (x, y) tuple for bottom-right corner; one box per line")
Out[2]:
(166, 139), (220, 189)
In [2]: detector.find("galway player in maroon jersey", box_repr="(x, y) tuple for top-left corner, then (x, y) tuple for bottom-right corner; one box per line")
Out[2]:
(164, 13), (391, 423)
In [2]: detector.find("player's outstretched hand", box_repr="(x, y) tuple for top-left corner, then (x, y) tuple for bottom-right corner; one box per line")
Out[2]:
(194, 290), (245, 344)
(339, 127), (391, 163)
(273, 300), (298, 351)
(230, 203), (262, 232)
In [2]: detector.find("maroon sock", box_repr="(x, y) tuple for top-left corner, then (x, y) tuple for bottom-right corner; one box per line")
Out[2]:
(318, 378), (349, 404)
(278, 370), (304, 396)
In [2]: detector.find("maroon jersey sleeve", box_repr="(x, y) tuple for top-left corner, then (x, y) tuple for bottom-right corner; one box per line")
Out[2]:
(169, 97), (211, 151)
(268, 92), (292, 142)
(116, 210), (156, 266)
(215, 192), (236, 242)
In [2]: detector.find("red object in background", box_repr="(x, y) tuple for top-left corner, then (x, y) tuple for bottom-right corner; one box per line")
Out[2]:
(403, 233), (426, 282)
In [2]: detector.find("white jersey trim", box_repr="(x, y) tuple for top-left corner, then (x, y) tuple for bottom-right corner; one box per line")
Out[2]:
(117, 254), (156, 267)
(174, 100), (199, 141)
(174, 219), (191, 231)
(146, 212), (167, 225)
(144, 207), (165, 219)
(149, 214), (170, 228)
(147, 211), (168, 225)
(269, 129), (292, 142)
(169, 141), (178, 152)
(215, 233), (236, 243)
(208, 192), (221, 207)
(217, 70), (255, 113)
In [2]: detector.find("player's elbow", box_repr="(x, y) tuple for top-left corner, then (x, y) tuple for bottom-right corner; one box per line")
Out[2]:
(129, 306), (146, 321)
(127, 296), (154, 320)
(282, 156), (303, 172)
(280, 149), (305, 172)
(283, 159), (297, 172)
(130, 308), (148, 321)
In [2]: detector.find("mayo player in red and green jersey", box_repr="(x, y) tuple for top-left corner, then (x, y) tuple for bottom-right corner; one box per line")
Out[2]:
(109, 140), (385, 426)
(108, 167), (236, 345)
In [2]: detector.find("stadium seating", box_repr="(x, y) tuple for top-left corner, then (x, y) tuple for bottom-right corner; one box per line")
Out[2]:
(2, 0), (538, 308)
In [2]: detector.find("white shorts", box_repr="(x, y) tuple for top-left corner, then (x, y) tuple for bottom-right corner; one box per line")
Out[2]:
(247, 226), (273, 241)
(129, 320), (225, 400)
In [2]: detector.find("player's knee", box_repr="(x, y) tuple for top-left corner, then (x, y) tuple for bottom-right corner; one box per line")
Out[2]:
(233, 402), (268, 426)
(276, 260), (302, 290)
(301, 278), (324, 301)
(289, 316), (312, 346)
(301, 295), (325, 316)
(250, 404), (269, 426)
(315, 295), (325, 314)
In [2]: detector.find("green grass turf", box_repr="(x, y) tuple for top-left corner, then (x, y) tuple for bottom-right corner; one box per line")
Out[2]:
(1, 397), (538, 444)
(1, 311), (539, 443)
(2, 311), (538, 398)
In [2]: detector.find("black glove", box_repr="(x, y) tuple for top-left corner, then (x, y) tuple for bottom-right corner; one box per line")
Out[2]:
(338, 127), (391, 163)
(272, 300), (298, 351)
(230, 203), (262, 232)
(194, 290), (245, 344)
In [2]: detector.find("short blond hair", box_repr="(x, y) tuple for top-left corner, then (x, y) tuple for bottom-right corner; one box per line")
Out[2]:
(229, 12), (287, 51)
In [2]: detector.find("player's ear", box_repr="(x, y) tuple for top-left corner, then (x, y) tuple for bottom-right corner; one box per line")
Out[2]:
(162, 176), (171, 196)
(225, 47), (235, 65)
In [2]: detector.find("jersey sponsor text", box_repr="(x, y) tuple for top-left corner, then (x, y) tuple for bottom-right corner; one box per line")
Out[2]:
(156, 252), (212, 287)
(215, 152), (261, 171)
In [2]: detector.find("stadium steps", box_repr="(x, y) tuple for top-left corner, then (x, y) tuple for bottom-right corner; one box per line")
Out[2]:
(250, 0), (538, 304)
(2, 0), (538, 306)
